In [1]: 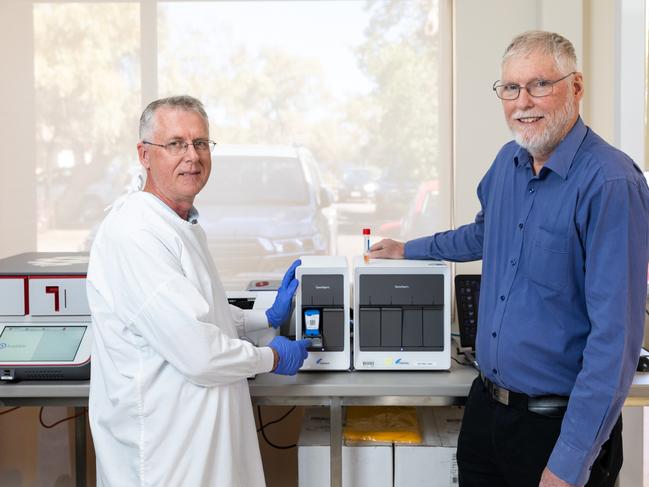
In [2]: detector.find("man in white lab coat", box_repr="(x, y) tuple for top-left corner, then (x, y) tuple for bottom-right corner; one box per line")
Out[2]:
(86, 95), (310, 487)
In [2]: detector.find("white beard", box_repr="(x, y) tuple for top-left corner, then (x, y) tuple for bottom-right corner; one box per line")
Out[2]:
(510, 93), (576, 157)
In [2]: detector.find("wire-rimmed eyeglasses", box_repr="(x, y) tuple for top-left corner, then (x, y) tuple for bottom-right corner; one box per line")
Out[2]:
(142, 139), (217, 156)
(493, 72), (576, 100)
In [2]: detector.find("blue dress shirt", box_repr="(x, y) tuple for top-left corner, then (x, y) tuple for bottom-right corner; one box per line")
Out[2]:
(405, 117), (649, 485)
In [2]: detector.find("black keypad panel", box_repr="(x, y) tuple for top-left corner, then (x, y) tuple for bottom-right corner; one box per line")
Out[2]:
(455, 275), (481, 350)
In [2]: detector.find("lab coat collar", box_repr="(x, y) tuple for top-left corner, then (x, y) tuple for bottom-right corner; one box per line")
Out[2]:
(144, 192), (200, 224)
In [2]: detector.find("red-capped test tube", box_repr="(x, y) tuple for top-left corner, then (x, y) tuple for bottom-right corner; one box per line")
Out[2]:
(363, 228), (371, 264)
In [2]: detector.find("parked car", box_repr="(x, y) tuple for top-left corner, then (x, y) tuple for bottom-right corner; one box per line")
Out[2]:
(378, 179), (440, 241)
(374, 166), (421, 219)
(338, 166), (380, 203)
(399, 179), (440, 240)
(195, 144), (336, 290)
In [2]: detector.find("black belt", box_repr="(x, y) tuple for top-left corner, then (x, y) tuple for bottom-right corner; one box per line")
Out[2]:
(479, 373), (569, 418)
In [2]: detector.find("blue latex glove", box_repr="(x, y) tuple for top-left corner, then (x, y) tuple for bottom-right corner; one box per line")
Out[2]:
(268, 336), (311, 375)
(265, 259), (301, 328)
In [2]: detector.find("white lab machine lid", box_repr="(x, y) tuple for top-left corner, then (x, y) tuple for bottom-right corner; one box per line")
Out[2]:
(299, 255), (348, 269)
(353, 256), (446, 269)
(0, 252), (88, 276)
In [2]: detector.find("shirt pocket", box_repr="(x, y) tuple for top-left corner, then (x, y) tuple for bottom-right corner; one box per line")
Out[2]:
(528, 226), (570, 292)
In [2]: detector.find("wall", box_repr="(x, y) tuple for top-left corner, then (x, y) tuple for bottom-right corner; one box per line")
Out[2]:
(0, 0), (37, 259)
(582, 0), (616, 143)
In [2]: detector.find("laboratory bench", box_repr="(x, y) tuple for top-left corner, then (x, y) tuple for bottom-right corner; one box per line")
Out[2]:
(249, 363), (475, 487)
(2, 365), (649, 487)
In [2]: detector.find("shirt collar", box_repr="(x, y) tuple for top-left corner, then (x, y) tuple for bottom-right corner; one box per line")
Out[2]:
(513, 116), (588, 180)
(187, 206), (200, 224)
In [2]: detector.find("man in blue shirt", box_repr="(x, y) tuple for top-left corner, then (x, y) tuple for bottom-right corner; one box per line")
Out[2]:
(369, 31), (649, 487)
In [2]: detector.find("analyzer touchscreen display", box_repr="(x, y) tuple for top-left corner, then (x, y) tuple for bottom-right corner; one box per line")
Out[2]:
(0, 325), (86, 362)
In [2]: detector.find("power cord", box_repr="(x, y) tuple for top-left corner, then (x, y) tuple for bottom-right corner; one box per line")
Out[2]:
(0, 407), (20, 416)
(257, 406), (296, 432)
(39, 407), (86, 429)
(257, 406), (297, 449)
(452, 356), (472, 367)
(0, 406), (86, 427)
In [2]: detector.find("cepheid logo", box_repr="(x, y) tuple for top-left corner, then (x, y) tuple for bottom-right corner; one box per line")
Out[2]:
(315, 285), (330, 290)
(316, 358), (331, 365)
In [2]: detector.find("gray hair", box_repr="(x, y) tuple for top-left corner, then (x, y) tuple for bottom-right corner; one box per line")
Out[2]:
(502, 31), (577, 74)
(139, 95), (209, 140)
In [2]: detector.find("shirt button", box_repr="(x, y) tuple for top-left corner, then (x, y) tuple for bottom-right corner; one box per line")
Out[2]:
(518, 223), (524, 229)
(510, 258), (517, 266)
(492, 368), (498, 374)
(491, 332), (497, 338)
(500, 295), (505, 301)
(529, 187), (535, 193)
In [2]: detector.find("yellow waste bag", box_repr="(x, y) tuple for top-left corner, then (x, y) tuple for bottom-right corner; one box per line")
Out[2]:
(343, 406), (422, 444)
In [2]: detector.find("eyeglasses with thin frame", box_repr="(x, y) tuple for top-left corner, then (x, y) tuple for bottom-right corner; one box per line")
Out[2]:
(492, 71), (576, 100)
(142, 139), (217, 156)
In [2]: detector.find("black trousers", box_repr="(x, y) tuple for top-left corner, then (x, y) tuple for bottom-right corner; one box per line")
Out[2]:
(457, 377), (623, 487)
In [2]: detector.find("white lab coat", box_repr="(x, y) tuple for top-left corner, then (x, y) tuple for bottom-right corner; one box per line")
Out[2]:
(87, 191), (274, 487)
